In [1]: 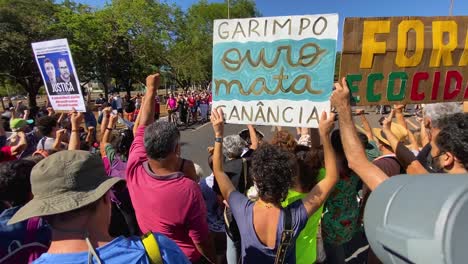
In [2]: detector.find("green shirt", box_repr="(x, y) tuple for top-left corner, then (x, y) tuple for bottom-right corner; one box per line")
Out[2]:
(365, 140), (381, 161)
(281, 168), (325, 264)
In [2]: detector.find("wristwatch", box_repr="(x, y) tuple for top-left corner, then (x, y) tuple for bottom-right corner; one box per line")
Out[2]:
(215, 137), (223, 143)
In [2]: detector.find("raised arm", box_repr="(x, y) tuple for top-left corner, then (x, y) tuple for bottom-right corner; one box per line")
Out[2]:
(356, 109), (375, 141)
(10, 131), (27, 156)
(68, 111), (83, 150)
(139, 74), (159, 127)
(381, 113), (429, 175)
(133, 97), (144, 136)
(419, 118), (430, 147)
(331, 78), (388, 191)
(100, 114), (118, 157)
(57, 112), (65, 125)
(211, 108), (236, 200)
(100, 107), (112, 142)
(302, 111), (338, 217)
(86, 127), (95, 147)
(53, 129), (67, 151)
(247, 124), (259, 150)
(127, 74), (159, 173)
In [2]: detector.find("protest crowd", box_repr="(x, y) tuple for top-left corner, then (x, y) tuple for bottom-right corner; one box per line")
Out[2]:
(1, 2), (468, 263)
(0, 70), (466, 264)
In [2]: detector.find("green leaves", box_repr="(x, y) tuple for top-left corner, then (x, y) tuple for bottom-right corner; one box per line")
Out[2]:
(0, 0), (259, 105)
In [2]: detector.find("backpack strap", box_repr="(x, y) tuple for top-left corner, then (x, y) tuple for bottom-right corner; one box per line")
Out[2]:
(141, 232), (163, 264)
(242, 158), (248, 192)
(40, 137), (46, 150)
(24, 217), (41, 244)
(274, 208), (294, 264)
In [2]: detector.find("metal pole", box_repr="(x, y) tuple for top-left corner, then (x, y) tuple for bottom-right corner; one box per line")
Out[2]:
(227, 0), (230, 19)
(449, 0), (454, 16)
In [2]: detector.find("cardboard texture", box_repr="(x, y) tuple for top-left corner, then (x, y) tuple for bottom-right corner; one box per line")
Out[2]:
(340, 16), (468, 105)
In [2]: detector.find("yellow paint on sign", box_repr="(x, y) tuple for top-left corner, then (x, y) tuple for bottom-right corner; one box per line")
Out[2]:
(360, 20), (391, 68)
(395, 20), (424, 67)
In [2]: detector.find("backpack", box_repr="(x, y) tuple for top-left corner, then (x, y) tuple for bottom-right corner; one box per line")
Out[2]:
(222, 158), (250, 242)
(0, 217), (48, 264)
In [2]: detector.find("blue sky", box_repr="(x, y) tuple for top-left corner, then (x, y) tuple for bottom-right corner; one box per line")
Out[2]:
(77, 0), (467, 49)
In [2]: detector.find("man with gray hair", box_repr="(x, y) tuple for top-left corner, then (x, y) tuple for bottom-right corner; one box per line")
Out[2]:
(418, 102), (463, 172)
(126, 73), (215, 263)
(223, 135), (247, 159)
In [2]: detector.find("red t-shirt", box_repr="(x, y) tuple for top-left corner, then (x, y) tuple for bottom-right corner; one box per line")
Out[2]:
(188, 97), (195, 108)
(126, 126), (209, 261)
(0, 146), (16, 162)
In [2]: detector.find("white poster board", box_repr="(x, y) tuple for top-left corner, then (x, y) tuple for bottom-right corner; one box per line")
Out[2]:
(32, 39), (86, 112)
(212, 14), (338, 127)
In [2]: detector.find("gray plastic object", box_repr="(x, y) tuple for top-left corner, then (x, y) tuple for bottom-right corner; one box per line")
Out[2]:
(364, 174), (468, 264)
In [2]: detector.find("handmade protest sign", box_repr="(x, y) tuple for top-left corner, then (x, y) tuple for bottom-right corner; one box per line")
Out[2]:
(212, 14), (338, 127)
(340, 16), (468, 106)
(32, 39), (86, 112)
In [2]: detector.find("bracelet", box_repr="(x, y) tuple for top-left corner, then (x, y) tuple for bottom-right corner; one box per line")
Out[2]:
(215, 137), (223, 143)
(71, 130), (80, 132)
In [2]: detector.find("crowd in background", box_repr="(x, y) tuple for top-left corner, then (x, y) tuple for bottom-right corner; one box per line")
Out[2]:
(0, 73), (467, 264)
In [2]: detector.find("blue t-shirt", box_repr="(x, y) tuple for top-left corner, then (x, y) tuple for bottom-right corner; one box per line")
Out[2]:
(228, 191), (308, 264)
(33, 234), (190, 264)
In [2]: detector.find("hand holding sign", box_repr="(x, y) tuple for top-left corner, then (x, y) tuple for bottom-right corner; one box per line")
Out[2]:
(331, 78), (351, 110)
(211, 108), (225, 138)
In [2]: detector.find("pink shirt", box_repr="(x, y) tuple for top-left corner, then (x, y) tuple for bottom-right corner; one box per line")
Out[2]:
(167, 98), (177, 109)
(126, 126), (209, 261)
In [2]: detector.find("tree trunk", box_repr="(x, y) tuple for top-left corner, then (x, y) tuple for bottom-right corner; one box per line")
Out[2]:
(101, 80), (109, 101)
(126, 79), (132, 97)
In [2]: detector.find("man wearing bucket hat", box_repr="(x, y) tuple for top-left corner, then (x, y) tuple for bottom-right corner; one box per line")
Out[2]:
(371, 120), (407, 177)
(8, 150), (189, 264)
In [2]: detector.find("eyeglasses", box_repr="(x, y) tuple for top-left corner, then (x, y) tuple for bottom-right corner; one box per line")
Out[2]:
(432, 152), (446, 160)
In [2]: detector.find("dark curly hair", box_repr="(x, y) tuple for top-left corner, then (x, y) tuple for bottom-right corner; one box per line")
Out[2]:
(295, 145), (322, 191)
(0, 159), (36, 206)
(435, 113), (468, 169)
(250, 143), (297, 204)
(36, 115), (58, 136)
(111, 129), (134, 160)
(271, 130), (297, 153)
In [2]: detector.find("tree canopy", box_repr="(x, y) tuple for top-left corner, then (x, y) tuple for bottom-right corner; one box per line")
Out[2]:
(0, 0), (258, 105)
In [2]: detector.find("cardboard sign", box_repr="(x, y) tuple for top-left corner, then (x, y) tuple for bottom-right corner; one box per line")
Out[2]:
(212, 14), (338, 127)
(340, 16), (468, 106)
(32, 39), (86, 112)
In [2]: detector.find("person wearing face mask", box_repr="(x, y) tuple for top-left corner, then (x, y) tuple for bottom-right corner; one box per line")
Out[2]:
(428, 113), (467, 174)
(416, 103), (462, 172)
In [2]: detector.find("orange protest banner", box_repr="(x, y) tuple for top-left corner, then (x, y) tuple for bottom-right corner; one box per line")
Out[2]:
(340, 16), (468, 105)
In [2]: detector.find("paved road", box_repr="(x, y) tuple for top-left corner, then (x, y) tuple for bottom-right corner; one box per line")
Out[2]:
(179, 106), (420, 176)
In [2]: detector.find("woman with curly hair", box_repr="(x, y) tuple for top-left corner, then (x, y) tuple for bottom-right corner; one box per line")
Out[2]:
(211, 108), (338, 263)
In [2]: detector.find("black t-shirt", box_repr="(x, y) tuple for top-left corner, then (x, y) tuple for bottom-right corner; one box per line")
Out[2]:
(416, 144), (435, 173)
(213, 157), (253, 195)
